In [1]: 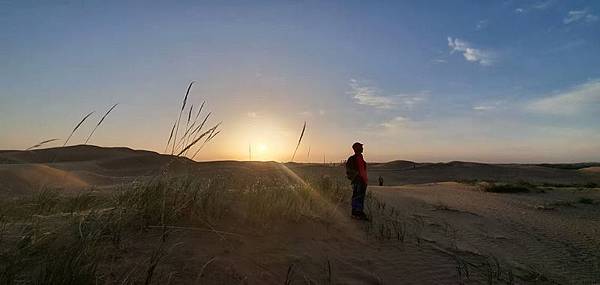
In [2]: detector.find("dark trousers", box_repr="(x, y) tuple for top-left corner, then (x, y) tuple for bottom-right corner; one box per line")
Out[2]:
(351, 182), (367, 212)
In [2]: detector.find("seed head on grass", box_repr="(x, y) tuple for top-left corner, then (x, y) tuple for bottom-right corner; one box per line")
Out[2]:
(85, 103), (118, 144)
(191, 129), (221, 160)
(177, 122), (221, 157)
(63, 111), (95, 147)
(290, 121), (306, 162)
(26, 138), (60, 151)
(169, 81), (195, 155)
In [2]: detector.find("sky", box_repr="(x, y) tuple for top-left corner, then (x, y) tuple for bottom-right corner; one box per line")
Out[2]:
(1, 0), (599, 163)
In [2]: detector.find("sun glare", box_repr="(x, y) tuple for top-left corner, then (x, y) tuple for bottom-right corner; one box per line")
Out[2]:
(258, 143), (268, 152)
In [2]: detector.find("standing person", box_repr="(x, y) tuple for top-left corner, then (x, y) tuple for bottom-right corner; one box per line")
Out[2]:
(378, 175), (384, 186)
(345, 142), (369, 220)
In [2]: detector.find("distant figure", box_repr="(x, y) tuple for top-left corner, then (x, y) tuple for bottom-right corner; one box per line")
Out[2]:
(345, 142), (369, 220)
(378, 175), (384, 186)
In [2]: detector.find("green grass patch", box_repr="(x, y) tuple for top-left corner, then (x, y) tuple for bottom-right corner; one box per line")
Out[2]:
(479, 182), (532, 193)
(577, 197), (594, 204)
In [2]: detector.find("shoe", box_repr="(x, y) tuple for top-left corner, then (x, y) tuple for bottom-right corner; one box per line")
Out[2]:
(351, 210), (361, 219)
(351, 210), (369, 221)
(357, 211), (370, 221)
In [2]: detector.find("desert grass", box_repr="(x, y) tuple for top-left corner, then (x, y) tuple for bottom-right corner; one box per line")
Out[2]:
(478, 182), (532, 193)
(63, 111), (95, 147)
(0, 169), (348, 284)
(161, 82), (220, 159)
(166, 81), (194, 155)
(85, 103), (118, 144)
(290, 121), (306, 162)
(25, 138), (60, 151)
(577, 197), (595, 204)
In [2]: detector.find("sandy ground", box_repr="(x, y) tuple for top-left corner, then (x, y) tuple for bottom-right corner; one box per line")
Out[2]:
(581, 166), (600, 174)
(370, 183), (600, 284)
(100, 183), (600, 284)
(2, 146), (600, 283)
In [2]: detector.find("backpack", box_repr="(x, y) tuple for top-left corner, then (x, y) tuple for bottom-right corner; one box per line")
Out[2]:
(345, 155), (358, 181)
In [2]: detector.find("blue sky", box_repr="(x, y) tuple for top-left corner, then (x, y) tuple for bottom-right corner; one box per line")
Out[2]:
(1, 1), (599, 162)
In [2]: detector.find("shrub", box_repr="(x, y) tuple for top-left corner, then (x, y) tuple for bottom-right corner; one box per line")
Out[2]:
(479, 182), (531, 193)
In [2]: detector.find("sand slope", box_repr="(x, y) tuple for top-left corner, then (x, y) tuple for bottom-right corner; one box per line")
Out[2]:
(0, 145), (189, 195)
(370, 160), (600, 185)
(2, 146), (599, 196)
(370, 183), (600, 284)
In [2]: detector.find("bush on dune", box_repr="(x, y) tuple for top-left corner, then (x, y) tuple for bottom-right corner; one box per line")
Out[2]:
(478, 182), (532, 193)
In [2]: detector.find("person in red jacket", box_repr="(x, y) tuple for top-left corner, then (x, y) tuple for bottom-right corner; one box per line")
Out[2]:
(348, 142), (368, 220)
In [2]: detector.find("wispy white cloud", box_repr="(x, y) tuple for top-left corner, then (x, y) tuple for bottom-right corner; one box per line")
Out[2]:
(349, 79), (394, 109)
(473, 105), (496, 111)
(564, 9), (598, 24)
(514, 2), (552, 15)
(476, 20), (488, 31)
(398, 94), (426, 108)
(247, 112), (258, 118)
(348, 79), (427, 109)
(447, 37), (494, 66)
(527, 80), (600, 115)
(432, 58), (447, 64)
(532, 1), (553, 10)
(380, 116), (408, 128)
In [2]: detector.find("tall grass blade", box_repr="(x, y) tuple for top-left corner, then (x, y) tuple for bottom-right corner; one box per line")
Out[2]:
(180, 111), (211, 154)
(191, 124), (221, 160)
(181, 101), (205, 141)
(26, 138), (60, 150)
(179, 104), (194, 152)
(176, 127), (215, 157)
(290, 121), (306, 162)
(63, 111), (95, 147)
(85, 103), (118, 144)
(183, 112), (211, 148)
(187, 104), (194, 126)
(191, 129), (221, 160)
(165, 123), (176, 153)
(170, 81), (195, 155)
(307, 145), (311, 161)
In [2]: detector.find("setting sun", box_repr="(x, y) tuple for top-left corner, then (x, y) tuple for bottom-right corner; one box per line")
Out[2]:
(257, 143), (268, 153)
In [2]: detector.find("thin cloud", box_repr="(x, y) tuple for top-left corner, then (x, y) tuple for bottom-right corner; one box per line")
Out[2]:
(447, 37), (494, 66)
(348, 79), (427, 109)
(476, 20), (488, 31)
(564, 9), (598, 24)
(527, 80), (600, 115)
(473, 105), (496, 111)
(247, 112), (258, 118)
(532, 1), (553, 10)
(380, 116), (408, 128)
(515, 2), (553, 15)
(349, 79), (394, 109)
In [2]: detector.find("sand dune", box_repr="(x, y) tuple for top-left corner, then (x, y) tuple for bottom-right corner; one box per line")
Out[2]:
(1, 146), (599, 196)
(370, 160), (600, 186)
(581, 166), (600, 174)
(2, 146), (599, 283)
